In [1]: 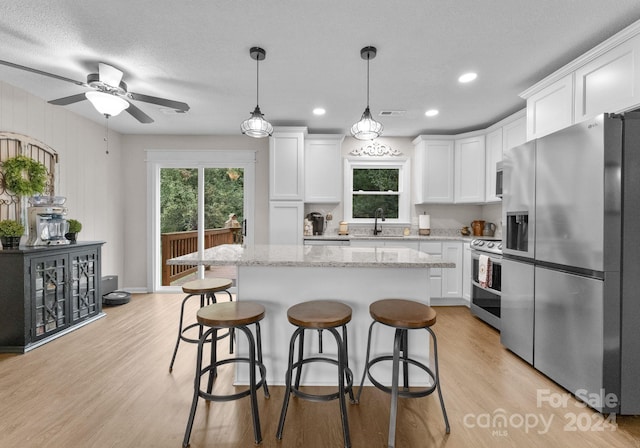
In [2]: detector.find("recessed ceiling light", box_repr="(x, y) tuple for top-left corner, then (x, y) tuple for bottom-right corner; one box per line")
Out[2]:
(458, 72), (478, 83)
(313, 107), (326, 116)
(425, 109), (439, 117)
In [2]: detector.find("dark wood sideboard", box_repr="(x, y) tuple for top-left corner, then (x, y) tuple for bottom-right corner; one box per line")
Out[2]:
(0, 241), (105, 353)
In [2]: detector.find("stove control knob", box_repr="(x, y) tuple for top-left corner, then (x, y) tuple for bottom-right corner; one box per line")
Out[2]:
(477, 241), (485, 246)
(487, 242), (494, 248)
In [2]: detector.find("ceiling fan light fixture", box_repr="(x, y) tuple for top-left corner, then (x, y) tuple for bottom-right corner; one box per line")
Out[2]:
(351, 46), (383, 141)
(85, 91), (129, 117)
(241, 47), (273, 138)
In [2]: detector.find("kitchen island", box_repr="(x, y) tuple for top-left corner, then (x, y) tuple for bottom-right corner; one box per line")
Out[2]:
(168, 244), (454, 386)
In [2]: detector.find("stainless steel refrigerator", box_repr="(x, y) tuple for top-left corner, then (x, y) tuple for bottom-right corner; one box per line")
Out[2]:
(501, 112), (640, 414)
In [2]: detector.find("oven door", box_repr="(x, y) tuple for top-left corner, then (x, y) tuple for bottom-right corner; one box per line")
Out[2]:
(470, 251), (502, 330)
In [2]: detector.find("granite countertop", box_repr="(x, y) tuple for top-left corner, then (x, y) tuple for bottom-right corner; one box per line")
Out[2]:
(303, 234), (476, 242)
(167, 244), (455, 269)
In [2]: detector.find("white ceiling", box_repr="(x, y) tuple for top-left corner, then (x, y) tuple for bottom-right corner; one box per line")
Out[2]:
(1, 1), (640, 137)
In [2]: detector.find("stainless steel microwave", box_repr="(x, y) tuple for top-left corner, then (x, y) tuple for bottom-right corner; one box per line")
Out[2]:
(496, 161), (503, 198)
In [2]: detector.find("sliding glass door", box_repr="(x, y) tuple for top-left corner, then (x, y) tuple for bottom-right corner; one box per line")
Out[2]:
(147, 150), (255, 292)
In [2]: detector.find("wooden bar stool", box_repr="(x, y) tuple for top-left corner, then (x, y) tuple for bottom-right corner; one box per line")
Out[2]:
(276, 300), (355, 448)
(356, 299), (450, 448)
(182, 301), (269, 447)
(169, 278), (234, 372)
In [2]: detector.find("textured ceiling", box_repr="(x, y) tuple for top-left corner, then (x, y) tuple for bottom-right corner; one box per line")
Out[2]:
(1, 0), (640, 137)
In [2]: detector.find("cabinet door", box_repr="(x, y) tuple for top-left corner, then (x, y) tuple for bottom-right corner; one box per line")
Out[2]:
(269, 201), (304, 245)
(502, 115), (527, 150)
(575, 33), (640, 123)
(419, 241), (442, 297)
(484, 128), (503, 203)
(69, 248), (100, 323)
(304, 136), (343, 203)
(454, 135), (486, 203)
(30, 254), (69, 340)
(462, 243), (471, 304)
(441, 242), (463, 298)
(526, 74), (573, 140)
(269, 129), (305, 200)
(413, 139), (454, 203)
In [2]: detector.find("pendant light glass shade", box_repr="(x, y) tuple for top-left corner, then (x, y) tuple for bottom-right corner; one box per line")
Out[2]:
(351, 46), (383, 140)
(85, 91), (129, 117)
(241, 105), (273, 138)
(350, 106), (383, 141)
(241, 47), (273, 138)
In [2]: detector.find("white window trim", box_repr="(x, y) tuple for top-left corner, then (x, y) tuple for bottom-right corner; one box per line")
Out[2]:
(343, 158), (411, 224)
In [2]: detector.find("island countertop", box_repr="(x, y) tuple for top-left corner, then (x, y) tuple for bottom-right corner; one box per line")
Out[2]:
(166, 243), (455, 269)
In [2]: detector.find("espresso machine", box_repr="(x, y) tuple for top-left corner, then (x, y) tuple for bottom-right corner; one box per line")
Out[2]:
(26, 196), (70, 246)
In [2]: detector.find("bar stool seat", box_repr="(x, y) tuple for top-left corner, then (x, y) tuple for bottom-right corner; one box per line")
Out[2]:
(277, 300), (355, 448)
(169, 278), (234, 372)
(182, 301), (269, 447)
(357, 299), (450, 448)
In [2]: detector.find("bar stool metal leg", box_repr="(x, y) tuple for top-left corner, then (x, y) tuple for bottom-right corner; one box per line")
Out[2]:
(427, 326), (450, 433)
(276, 327), (303, 439)
(388, 328), (403, 448)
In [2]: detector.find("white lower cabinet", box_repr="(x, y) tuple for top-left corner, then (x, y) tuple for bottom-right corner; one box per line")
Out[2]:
(441, 242), (463, 298)
(419, 240), (465, 304)
(462, 242), (471, 305)
(269, 201), (304, 245)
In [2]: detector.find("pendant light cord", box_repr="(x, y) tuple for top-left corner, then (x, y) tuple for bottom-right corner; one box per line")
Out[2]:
(366, 52), (370, 108)
(256, 55), (260, 108)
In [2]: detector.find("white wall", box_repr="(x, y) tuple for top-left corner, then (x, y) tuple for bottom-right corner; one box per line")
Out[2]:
(0, 81), (125, 280)
(120, 135), (269, 290)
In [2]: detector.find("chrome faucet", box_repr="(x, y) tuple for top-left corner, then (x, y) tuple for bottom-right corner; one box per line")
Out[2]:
(373, 207), (385, 236)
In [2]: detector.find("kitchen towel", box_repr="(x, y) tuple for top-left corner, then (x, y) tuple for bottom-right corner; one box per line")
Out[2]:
(478, 254), (492, 288)
(419, 214), (431, 229)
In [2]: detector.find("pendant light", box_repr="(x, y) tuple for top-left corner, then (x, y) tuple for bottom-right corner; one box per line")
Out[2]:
(241, 47), (273, 138)
(351, 46), (383, 140)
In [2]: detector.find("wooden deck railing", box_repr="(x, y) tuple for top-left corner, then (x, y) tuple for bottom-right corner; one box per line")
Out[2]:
(161, 228), (240, 285)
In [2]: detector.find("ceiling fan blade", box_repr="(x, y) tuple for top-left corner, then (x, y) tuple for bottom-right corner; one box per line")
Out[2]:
(0, 59), (87, 87)
(125, 101), (154, 123)
(128, 92), (190, 112)
(99, 62), (123, 88)
(48, 93), (88, 106)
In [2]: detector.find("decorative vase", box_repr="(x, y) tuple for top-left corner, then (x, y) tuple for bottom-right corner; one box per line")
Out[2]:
(1, 236), (21, 249)
(65, 232), (77, 243)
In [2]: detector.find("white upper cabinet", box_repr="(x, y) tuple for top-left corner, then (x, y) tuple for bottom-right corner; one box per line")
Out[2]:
(575, 33), (640, 123)
(502, 115), (526, 151)
(522, 21), (640, 139)
(454, 135), (485, 203)
(412, 137), (454, 204)
(484, 128), (503, 203)
(525, 74), (574, 140)
(269, 128), (306, 201)
(304, 135), (344, 203)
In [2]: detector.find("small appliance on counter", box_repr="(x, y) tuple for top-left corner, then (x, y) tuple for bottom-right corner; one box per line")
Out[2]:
(26, 196), (70, 246)
(307, 212), (325, 236)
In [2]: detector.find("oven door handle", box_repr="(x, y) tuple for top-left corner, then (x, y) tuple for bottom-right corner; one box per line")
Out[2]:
(471, 280), (502, 296)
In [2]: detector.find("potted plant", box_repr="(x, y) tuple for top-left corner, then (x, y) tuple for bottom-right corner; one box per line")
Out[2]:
(65, 219), (82, 243)
(0, 219), (24, 249)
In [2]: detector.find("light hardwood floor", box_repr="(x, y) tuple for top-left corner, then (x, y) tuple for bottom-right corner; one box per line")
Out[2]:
(1, 293), (638, 447)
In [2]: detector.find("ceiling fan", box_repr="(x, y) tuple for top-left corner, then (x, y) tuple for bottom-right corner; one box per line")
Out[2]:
(0, 60), (190, 123)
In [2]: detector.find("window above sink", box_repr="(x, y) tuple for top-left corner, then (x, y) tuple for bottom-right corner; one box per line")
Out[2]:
(343, 158), (410, 224)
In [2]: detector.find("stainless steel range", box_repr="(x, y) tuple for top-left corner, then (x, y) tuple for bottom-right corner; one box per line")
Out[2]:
(470, 238), (502, 330)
